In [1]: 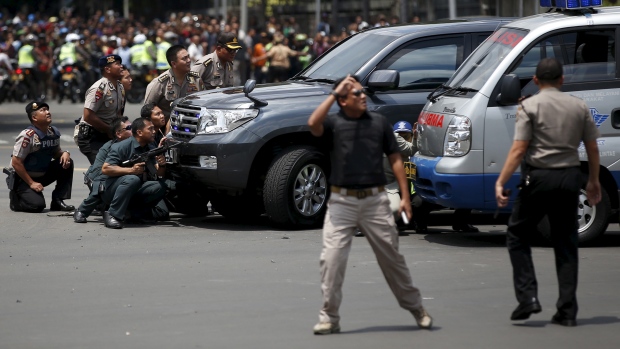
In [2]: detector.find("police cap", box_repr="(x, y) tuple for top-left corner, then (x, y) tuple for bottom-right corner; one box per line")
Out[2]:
(217, 32), (242, 49)
(98, 54), (122, 68)
(25, 101), (50, 117)
(393, 121), (413, 134)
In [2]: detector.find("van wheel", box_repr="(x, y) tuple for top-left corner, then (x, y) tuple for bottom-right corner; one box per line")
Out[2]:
(538, 187), (610, 244)
(263, 147), (329, 228)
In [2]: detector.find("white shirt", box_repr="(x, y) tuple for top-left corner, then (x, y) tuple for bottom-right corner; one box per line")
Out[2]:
(188, 43), (203, 62)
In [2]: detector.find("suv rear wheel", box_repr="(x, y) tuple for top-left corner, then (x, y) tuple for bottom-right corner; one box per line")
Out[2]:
(263, 146), (329, 227)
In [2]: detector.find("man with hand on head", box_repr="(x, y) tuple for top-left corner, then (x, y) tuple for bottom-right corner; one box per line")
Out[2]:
(307, 75), (432, 334)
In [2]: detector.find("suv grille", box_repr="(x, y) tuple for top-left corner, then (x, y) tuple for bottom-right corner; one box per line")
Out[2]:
(171, 105), (201, 140)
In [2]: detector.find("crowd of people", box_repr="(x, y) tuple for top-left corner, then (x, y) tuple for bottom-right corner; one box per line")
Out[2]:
(0, 8), (408, 100)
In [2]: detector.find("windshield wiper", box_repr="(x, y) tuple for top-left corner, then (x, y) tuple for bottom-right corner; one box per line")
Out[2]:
(428, 85), (478, 103)
(427, 83), (449, 102)
(302, 78), (335, 83)
(290, 75), (310, 81)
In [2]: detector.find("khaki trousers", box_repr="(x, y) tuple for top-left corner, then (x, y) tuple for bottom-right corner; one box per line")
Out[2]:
(319, 191), (423, 324)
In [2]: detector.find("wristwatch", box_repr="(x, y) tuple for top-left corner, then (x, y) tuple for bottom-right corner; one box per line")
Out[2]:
(331, 91), (342, 98)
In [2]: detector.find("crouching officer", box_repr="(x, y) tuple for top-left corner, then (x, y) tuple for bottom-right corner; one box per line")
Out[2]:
(73, 117), (132, 223)
(6, 102), (74, 212)
(100, 118), (167, 229)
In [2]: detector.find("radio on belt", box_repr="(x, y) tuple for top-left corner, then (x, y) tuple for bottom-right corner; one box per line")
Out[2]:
(539, 0), (602, 8)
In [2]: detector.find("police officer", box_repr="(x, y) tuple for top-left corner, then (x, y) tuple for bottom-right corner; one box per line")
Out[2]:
(77, 54), (125, 164)
(144, 45), (205, 130)
(17, 34), (41, 99)
(156, 32), (178, 74)
(191, 32), (239, 90)
(100, 118), (167, 229)
(496, 58), (601, 327)
(73, 117), (132, 223)
(7, 102), (74, 212)
(308, 75), (432, 334)
(130, 34), (153, 71)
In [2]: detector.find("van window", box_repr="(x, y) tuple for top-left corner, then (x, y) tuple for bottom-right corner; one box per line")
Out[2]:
(378, 37), (464, 90)
(514, 29), (616, 95)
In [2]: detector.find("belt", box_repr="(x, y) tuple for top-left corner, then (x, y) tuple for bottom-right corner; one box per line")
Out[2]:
(331, 185), (385, 199)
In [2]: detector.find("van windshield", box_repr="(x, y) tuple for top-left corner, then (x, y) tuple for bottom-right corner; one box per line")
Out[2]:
(447, 28), (529, 93)
(300, 32), (399, 81)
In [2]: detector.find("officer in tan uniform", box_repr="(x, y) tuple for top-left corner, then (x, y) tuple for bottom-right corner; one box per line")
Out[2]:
(144, 45), (205, 132)
(77, 54), (125, 164)
(6, 102), (74, 212)
(496, 58), (601, 327)
(191, 32), (239, 89)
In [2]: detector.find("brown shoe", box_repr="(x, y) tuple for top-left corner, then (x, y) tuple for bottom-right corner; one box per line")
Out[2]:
(412, 307), (433, 329)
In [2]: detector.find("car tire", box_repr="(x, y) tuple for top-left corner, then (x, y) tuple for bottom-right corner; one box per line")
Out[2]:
(263, 146), (329, 228)
(538, 186), (610, 244)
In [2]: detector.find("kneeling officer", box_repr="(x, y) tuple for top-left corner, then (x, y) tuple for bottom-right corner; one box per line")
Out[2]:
(100, 118), (167, 229)
(6, 102), (74, 212)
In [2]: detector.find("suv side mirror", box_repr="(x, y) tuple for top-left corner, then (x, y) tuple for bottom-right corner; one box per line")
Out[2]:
(367, 70), (400, 92)
(496, 74), (521, 106)
(243, 79), (268, 107)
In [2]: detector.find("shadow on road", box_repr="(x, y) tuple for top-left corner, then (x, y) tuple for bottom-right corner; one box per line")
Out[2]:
(341, 325), (441, 334)
(517, 316), (620, 327)
(422, 231), (507, 248)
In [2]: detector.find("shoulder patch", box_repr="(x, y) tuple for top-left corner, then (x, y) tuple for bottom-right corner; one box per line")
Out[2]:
(25, 129), (35, 137)
(203, 58), (213, 67)
(188, 71), (200, 77)
(95, 81), (106, 102)
(158, 73), (170, 83)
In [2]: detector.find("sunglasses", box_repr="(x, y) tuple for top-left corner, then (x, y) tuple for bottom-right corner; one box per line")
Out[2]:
(351, 89), (368, 97)
(124, 125), (132, 130)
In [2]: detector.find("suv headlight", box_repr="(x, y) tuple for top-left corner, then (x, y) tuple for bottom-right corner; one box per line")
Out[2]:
(443, 116), (471, 157)
(197, 107), (259, 134)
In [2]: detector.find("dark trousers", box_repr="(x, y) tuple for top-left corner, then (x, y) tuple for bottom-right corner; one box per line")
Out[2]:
(77, 129), (109, 165)
(77, 179), (103, 217)
(12, 159), (74, 212)
(507, 166), (581, 319)
(102, 175), (166, 220)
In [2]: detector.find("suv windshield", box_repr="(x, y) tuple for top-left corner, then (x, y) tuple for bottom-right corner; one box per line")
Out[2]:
(301, 31), (399, 80)
(446, 28), (529, 93)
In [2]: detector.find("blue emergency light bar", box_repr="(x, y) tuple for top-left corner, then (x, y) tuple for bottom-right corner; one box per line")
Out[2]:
(540, 0), (602, 8)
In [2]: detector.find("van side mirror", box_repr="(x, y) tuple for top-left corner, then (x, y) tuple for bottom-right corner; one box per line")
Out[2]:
(496, 74), (521, 106)
(367, 70), (400, 92)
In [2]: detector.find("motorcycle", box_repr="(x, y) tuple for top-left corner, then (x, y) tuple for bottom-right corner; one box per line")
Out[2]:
(0, 67), (10, 104)
(11, 67), (33, 103)
(57, 64), (83, 104)
(126, 66), (157, 104)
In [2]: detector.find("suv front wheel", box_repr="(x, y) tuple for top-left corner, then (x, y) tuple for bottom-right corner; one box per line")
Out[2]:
(263, 146), (329, 228)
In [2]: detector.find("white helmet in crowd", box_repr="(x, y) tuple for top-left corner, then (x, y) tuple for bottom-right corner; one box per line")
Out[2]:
(65, 33), (80, 42)
(133, 34), (147, 44)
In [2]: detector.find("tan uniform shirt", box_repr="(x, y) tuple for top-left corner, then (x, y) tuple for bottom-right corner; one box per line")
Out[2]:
(515, 87), (600, 169)
(143, 69), (205, 119)
(83, 77), (125, 125)
(191, 52), (234, 90)
(267, 44), (296, 69)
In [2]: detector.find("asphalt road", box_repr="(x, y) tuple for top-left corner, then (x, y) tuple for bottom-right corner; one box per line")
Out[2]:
(1, 101), (619, 349)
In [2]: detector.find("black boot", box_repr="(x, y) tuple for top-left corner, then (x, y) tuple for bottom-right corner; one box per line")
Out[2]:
(103, 211), (123, 229)
(50, 199), (75, 212)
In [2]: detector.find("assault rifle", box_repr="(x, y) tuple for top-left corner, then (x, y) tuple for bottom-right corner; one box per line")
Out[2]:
(121, 140), (183, 180)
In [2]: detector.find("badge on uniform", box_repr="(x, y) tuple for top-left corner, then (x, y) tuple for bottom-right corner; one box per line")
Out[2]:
(95, 90), (103, 102)
(21, 138), (30, 148)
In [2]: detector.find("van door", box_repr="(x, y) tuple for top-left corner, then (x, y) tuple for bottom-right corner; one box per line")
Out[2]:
(484, 27), (619, 207)
(365, 35), (465, 126)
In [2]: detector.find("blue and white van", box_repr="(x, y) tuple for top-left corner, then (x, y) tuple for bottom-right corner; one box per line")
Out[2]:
(414, 1), (620, 243)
